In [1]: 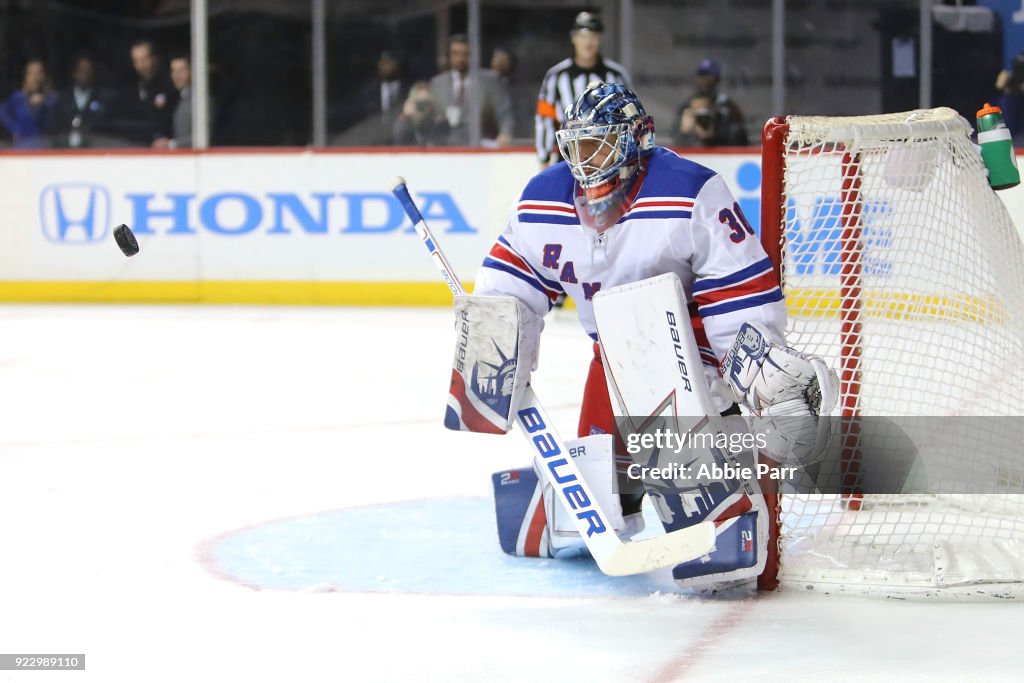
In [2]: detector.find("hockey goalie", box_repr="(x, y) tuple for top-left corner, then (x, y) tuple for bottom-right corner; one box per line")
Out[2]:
(446, 82), (837, 591)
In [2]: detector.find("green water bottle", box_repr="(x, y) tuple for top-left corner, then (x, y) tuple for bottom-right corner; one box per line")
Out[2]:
(976, 103), (1021, 190)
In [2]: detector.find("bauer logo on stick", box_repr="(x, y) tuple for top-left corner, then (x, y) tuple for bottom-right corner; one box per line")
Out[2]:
(113, 224), (139, 257)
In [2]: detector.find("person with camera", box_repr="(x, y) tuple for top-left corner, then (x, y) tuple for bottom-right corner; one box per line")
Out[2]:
(995, 51), (1024, 145)
(675, 59), (748, 148)
(392, 81), (449, 146)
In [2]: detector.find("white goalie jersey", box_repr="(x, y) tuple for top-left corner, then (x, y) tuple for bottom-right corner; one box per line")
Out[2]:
(474, 147), (787, 379)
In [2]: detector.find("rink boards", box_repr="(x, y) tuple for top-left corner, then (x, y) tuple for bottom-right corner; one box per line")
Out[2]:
(0, 148), (1021, 304)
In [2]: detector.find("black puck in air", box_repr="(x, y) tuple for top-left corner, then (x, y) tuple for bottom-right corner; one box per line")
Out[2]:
(113, 224), (139, 257)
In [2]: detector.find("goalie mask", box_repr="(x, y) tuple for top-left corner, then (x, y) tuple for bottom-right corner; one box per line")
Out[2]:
(556, 82), (655, 232)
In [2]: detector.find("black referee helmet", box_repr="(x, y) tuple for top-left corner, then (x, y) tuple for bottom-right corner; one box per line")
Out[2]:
(572, 11), (603, 34)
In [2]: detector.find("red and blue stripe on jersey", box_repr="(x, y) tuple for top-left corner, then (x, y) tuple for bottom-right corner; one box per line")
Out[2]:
(692, 257), (783, 318)
(515, 196), (698, 226)
(516, 199), (578, 225)
(483, 235), (564, 306)
(513, 151), (704, 226)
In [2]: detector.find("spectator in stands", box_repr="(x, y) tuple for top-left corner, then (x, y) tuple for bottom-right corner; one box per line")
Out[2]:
(52, 54), (114, 148)
(392, 81), (448, 146)
(535, 11), (630, 165)
(429, 34), (514, 147)
(113, 39), (177, 145)
(675, 58), (748, 147)
(491, 46), (531, 141)
(995, 50), (1024, 145)
(0, 58), (58, 148)
(332, 51), (408, 145)
(491, 47), (514, 82)
(153, 54), (192, 149)
(375, 52), (406, 129)
(365, 51), (408, 145)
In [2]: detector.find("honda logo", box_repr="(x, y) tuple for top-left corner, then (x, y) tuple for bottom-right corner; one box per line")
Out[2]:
(40, 183), (111, 243)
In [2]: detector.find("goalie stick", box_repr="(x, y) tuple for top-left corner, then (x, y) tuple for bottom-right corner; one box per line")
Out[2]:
(390, 176), (716, 576)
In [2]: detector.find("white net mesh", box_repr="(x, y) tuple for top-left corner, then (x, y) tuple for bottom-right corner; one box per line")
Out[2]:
(768, 108), (1024, 598)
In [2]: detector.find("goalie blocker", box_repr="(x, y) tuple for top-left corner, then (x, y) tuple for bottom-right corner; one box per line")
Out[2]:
(445, 294), (541, 434)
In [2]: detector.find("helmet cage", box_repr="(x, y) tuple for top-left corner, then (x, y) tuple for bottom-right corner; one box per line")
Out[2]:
(556, 121), (633, 189)
(555, 82), (655, 231)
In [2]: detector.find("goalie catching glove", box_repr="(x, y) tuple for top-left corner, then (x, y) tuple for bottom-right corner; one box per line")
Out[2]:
(722, 322), (840, 466)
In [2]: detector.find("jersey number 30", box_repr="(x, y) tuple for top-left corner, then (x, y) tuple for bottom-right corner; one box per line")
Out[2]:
(719, 203), (755, 243)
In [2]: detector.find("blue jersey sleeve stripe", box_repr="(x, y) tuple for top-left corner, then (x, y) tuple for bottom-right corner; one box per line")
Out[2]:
(692, 258), (774, 294)
(496, 234), (518, 252)
(517, 213), (580, 226)
(482, 258), (559, 301)
(528, 263), (564, 293)
(698, 289), (784, 318)
(496, 235), (564, 293)
(618, 211), (693, 223)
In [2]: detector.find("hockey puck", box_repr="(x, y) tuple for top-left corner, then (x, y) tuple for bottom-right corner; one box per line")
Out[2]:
(113, 224), (139, 257)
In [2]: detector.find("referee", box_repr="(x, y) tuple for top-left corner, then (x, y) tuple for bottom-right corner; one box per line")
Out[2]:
(535, 11), (631, 166)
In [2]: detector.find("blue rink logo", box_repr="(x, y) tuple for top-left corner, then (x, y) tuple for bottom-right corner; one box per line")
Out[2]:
(734, 161), (761, 236)
(201, 498), (680, 598)
(40, 183), (111, 243)
(727, 161), (894, 277)
(40, 186), (477, 238)
(785, 197), (893, 276)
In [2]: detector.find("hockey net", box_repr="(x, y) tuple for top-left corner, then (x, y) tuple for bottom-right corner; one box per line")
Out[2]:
(758, 108), (1024, 598)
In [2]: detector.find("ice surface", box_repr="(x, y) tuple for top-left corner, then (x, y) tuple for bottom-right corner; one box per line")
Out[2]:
(0, 305), (1021, 682)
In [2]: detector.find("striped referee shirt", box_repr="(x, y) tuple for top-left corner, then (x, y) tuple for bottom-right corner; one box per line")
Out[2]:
(535, 56), (631, 164)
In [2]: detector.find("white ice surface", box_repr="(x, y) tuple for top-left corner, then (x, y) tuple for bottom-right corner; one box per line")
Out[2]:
(0, 304), (1021, 682)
